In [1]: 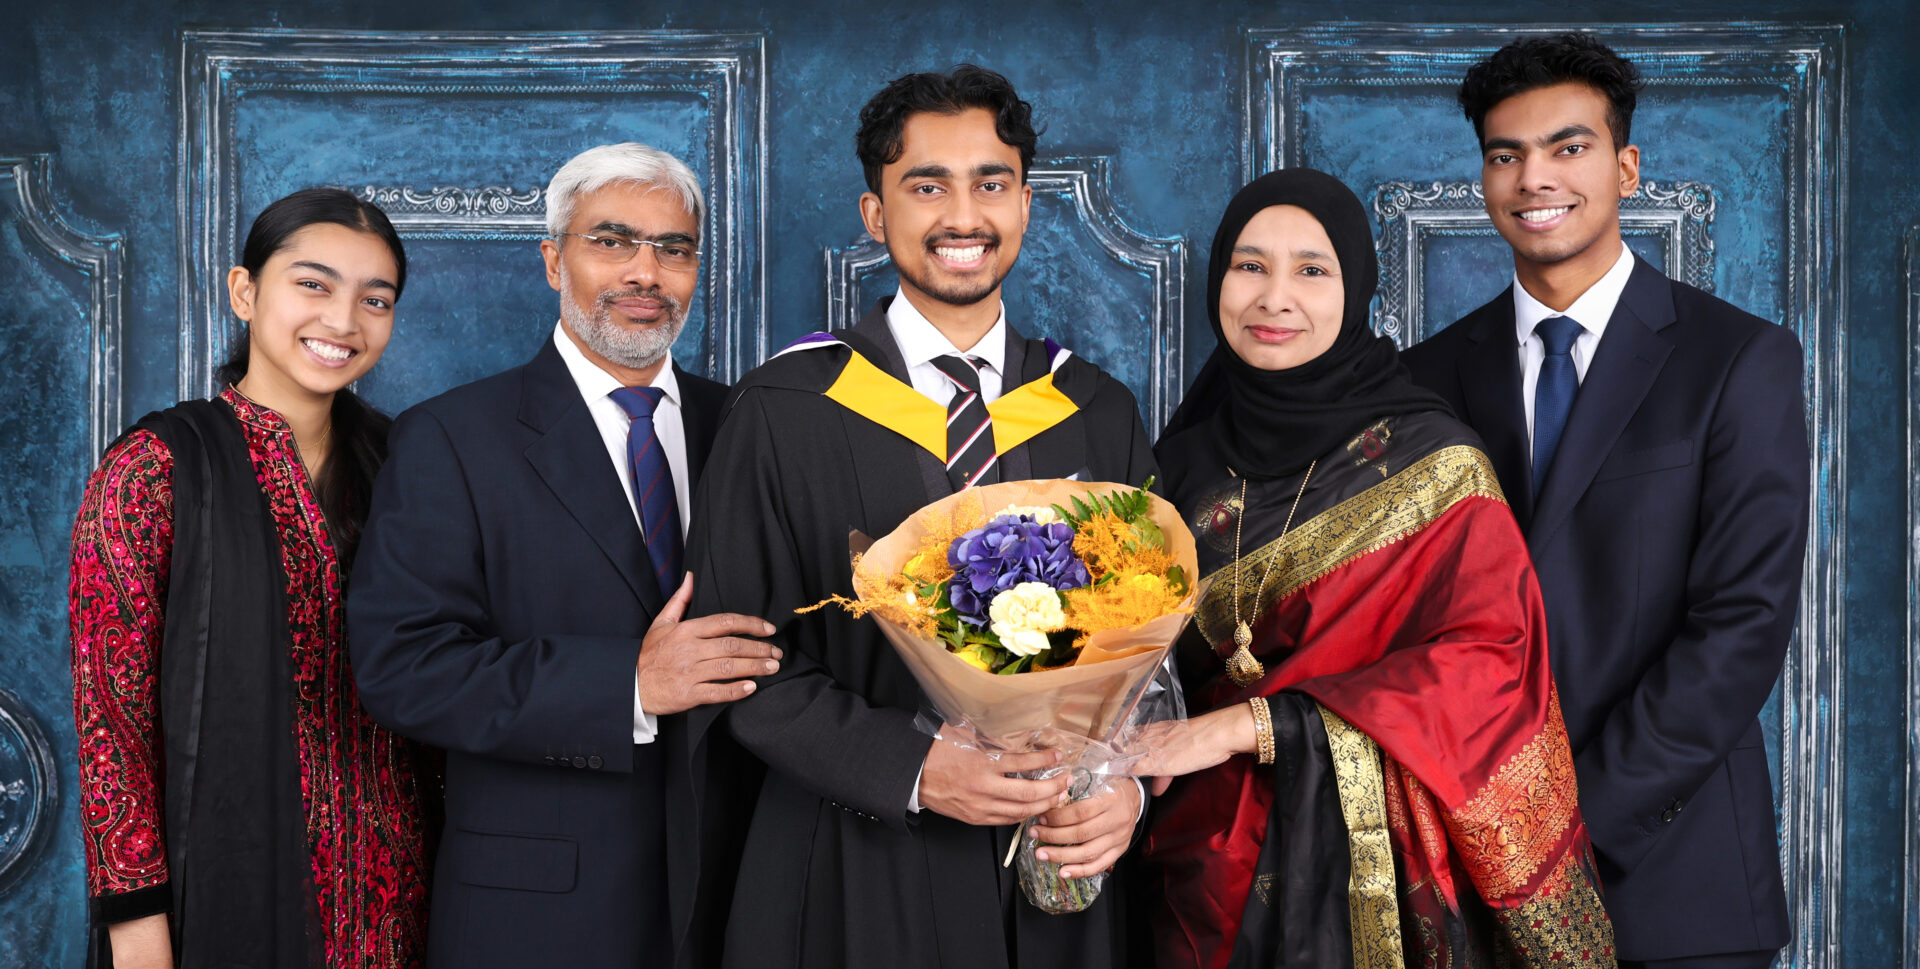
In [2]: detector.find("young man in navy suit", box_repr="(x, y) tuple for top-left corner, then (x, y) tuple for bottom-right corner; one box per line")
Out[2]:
(1402, 34), (1810, 969)
(349, 143), (776, 968)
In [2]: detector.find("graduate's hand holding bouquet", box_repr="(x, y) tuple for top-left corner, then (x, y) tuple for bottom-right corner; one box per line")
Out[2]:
(810, 478), (1199, 913)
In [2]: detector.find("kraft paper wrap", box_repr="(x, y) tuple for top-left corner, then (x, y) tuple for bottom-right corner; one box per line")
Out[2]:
(851, 480), (1200, 747)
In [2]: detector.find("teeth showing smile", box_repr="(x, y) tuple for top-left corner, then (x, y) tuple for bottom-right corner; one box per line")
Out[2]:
(1518, 206), (1570, 223)
(302, 338), (353, 362)
(935, 244), (986, 263)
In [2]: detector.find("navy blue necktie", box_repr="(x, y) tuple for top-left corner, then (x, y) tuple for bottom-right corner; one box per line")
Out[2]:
(1531, 316), (1584, 498)
(609, 386), (683, 597)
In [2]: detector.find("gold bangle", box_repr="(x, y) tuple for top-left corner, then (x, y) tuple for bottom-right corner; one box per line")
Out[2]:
(1247, 696), (1275, 765)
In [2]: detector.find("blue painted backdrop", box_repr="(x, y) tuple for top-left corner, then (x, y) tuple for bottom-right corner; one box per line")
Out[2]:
(2, 2), (1914, 967)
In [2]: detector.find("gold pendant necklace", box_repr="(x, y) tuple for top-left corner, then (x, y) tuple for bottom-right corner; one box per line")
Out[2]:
(1225, 459), (1316, 686)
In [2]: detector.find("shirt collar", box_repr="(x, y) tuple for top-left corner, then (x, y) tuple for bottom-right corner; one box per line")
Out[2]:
(885, 290), (1008, 375)
(1513, 243), (1637, 344)
(551, 321), (681, 405)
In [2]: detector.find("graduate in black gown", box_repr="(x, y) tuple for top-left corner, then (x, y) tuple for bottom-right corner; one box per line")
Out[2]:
(686, 66), (1157, 969)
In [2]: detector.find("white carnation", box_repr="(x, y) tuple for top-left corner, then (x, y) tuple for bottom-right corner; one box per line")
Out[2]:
(988, 581), (1068, 657)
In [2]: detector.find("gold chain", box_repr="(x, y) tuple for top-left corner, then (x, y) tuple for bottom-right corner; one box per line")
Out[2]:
(1224, 459), (1316, 686)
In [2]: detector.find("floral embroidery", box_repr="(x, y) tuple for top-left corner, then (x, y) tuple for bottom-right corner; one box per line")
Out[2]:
(1442, 688), (1582, 901)
(69, 390), (432, 967)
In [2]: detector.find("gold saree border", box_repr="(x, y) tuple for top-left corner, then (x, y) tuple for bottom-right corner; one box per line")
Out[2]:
(1448, 687), (1583, 900)
(1197, 445), (1506, 648)
(1320, 704), (1405, 969)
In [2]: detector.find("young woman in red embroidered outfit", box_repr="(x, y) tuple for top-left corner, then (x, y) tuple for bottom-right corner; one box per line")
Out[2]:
(68, 188), (436, 969)
(1133, 169), (1615, 968)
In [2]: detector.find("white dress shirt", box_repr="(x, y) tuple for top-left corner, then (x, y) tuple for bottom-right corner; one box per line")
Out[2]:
(884, 293), (1146, 820)
(1514, 244), (1636, 460)
(886, 290), (1009, 404)
(552, 322), (690, 744)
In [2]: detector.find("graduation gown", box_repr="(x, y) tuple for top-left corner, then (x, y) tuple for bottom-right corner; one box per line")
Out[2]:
(687, 301), (1158, 969)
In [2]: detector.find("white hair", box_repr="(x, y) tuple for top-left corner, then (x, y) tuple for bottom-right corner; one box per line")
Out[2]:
(544, 143), (704, 238)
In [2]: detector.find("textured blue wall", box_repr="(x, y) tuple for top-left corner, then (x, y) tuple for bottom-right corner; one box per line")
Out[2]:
(1, 2), (1914, 967)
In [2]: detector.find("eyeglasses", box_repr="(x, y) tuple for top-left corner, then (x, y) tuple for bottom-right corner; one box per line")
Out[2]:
(554, 232), (701, 272)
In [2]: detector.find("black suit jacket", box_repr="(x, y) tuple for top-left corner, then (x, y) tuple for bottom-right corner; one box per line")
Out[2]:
(348, 338), (736, 968)
(1401, 257), (1807, 960)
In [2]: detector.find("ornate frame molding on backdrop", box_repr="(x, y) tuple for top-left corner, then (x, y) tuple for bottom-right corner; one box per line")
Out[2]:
(179, 29), (766, 393)
(3, 154), (124, 459)
(1245, 23), (1846, 968)
(1370, 179), (1717, 347)
(824, 155), (1186, 430)
(0, 153), (122, 892)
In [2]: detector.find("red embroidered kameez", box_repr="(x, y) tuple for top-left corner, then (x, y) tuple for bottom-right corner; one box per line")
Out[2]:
(69, 388), (433, 967)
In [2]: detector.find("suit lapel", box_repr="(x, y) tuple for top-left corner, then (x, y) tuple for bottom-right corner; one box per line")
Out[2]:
(518, 341), (666, 614)
(675, 363), (715, 491)
(1527, 259), (1676, 553)
(1453, 291), (1535, 526)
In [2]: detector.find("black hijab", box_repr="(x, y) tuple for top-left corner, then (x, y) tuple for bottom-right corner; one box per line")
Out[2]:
(1162, 168), (1450, 479)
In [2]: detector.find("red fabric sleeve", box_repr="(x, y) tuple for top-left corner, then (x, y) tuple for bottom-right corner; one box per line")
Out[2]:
(68, 429), (174, 900)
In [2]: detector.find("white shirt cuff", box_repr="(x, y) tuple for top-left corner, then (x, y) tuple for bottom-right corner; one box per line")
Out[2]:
(908, 764), (924, 812)
(632, 679), (658, 744)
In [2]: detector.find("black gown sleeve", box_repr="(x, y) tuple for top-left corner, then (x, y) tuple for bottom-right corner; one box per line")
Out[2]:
(687, 388), (931, 830)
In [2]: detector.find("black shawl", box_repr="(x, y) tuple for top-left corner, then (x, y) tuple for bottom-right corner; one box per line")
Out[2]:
(88, 399), (315, 968)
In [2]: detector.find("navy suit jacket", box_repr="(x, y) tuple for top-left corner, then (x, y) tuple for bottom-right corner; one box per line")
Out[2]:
(1402, 257), (1808, 960)
(348, 339), (740, 968)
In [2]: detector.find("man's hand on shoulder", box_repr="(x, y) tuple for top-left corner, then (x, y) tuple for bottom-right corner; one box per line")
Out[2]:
(636, 573), (780, 715)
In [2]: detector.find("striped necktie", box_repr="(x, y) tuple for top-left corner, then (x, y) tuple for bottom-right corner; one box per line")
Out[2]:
(931, 354), (999, 491)
(609, 386), (683, 597)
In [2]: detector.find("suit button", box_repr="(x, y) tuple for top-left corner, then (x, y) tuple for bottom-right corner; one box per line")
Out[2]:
(573, 755), (587, 768)
(588, 755), (603, 769)
(544, 755), (556, 766)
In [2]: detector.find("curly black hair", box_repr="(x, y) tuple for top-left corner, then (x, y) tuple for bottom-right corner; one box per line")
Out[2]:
(855, 64), (1039, 194)
(1458, 33), (1645, 150)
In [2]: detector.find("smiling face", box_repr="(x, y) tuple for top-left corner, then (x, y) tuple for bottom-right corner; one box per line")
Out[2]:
(540, 179), (699, 379)
(1480, 81), (1639, 284)
(1217, 205), (1345, 372)
(859, 107), (1032, 315)
(226, 221), (398, 400)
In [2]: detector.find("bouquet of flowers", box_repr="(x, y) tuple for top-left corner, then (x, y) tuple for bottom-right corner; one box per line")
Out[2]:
(812, 478), (1199, 913)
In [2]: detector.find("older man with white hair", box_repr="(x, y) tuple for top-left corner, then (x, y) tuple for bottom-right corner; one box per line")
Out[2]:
(349, 143), (775, 968)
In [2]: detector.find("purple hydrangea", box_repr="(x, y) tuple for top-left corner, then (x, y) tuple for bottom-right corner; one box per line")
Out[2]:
(947, 514), (1091, 628)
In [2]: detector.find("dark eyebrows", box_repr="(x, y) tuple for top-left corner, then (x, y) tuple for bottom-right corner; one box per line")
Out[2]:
(288, 260), (395, 292)
(588, 222), (698, 246)
(1231, 243), (1269, 258)
(1544, 124), (1599, 145)
(1482, 124), (1600, 155)
(1294, 248), (1336, 262)
(289, 259), (341, 281)
(900, 163), (952, 182)
(897, 162), (1014, 182)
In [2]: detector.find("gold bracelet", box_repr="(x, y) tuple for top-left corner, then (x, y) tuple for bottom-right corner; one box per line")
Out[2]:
(1247, 696), (1275, 765)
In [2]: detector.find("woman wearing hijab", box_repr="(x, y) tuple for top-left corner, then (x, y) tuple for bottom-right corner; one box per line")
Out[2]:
(1132, 170), (1614, 968)
(68, 188), (436, 968)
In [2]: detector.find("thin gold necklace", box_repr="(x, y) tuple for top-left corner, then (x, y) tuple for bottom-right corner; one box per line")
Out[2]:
(1224, 459), (1316, 686)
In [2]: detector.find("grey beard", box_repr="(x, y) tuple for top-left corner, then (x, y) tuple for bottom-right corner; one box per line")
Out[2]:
(558, 267), (686, 370)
